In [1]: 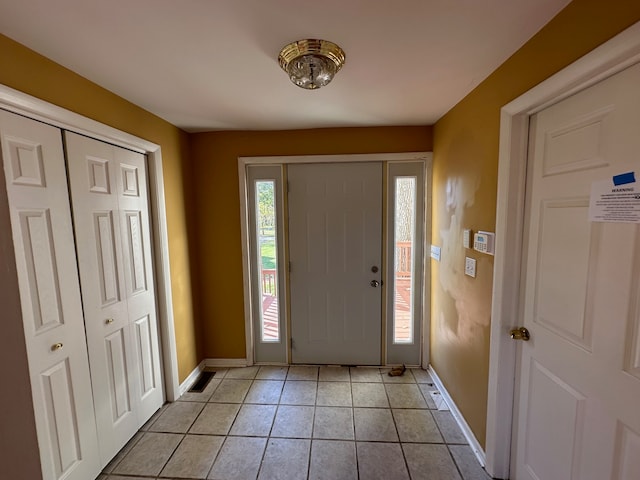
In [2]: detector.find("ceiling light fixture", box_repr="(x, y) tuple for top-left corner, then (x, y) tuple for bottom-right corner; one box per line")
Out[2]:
(278, 39), (346, 90)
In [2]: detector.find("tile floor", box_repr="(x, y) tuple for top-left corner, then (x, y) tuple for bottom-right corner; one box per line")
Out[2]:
(99, 366), (492, 480)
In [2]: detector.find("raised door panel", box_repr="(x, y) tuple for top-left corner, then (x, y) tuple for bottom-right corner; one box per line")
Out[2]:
(125, 211), (147, 295)
(626, 269), (640, 380)
(612, 424), (640, 480)
(533, 199), (595, 350)
(94, 210), (122, 306)
(134, 315), (157, 398)
(41, 359), (83, 477)
(0, 110), (100, 480)
(522, 361), (585, 480)
(17, 209), (64, 333)
(104, 328), (133, 422)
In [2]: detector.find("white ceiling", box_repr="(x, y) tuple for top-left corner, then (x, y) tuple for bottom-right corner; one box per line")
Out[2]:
(0, 0), (571, 132)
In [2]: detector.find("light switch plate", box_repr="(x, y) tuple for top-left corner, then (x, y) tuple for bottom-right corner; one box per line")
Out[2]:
(465, 256), (476, 278)
(430, 245), (441, 261)
(463, 229), (471, 249)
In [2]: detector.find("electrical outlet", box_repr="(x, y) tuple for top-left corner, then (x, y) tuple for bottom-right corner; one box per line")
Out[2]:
(465, 256), (476, 278)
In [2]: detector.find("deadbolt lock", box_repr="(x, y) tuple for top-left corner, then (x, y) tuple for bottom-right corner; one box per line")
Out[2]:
(510, 327), (530, 341)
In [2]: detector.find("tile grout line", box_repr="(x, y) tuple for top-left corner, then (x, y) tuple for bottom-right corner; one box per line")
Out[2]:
(104, 366), (476, 480)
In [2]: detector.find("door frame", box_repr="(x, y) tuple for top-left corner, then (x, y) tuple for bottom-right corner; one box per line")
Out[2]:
(486, 20), (640, 479)
(238, 152), (432, 367)
(0, 84), (181, 401)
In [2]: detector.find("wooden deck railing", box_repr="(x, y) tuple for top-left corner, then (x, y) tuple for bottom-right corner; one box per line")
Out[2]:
(261, 268), (277, 295)
(396, 241), (412, 278)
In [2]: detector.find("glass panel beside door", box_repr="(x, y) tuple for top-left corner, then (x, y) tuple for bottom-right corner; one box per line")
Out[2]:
(386, 162), (425, 365)
(247, 165), (287, 363)
(255, 180), (280, 342)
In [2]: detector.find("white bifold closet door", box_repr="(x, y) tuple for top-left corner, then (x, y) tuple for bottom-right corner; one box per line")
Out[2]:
(0, 110), (101, 480)
(65, 132), (163, 465)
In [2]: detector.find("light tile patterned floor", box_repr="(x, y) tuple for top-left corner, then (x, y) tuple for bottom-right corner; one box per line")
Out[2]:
(99, 366), (492, 480)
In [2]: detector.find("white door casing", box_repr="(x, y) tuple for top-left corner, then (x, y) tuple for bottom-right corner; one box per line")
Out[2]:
(65, 132), (163, 465)
(512, 62), (640, 479)
(0, 110), (101, 480)
(288, 162), (383, 365)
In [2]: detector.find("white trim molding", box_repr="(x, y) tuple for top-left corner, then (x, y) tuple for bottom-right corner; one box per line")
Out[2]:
(204, 358), (249, 368)
(486, 20), (640, 479)
(0, 83), (181, 402)
(428, 366), (486, 467)
(179, 360), (206, 397)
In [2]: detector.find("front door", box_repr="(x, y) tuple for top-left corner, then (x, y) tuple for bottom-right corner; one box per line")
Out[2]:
(288, 162), (382, 365)
(513, 62), (640, 479)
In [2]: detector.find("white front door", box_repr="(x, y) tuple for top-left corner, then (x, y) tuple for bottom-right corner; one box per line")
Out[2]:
(288, 162), (382, 365)
(513, 62), (640, 479)
(0, 110), (101, 480)
(65, 132), (163, 465)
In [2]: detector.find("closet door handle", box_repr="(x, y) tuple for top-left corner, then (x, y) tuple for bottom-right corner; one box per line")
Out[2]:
(105, 318), (114, 325)
(51, 343), (63, 351)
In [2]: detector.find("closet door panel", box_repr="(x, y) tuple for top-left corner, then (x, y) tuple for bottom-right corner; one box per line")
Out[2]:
(65, 132), (138, 465)
(115, 146), (163, 419)
(105, 327), (133, 420)
(0, 110), (100, 480)
(66, 131), (163, 464)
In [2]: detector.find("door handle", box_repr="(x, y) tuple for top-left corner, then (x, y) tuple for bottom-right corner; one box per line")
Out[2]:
(370, 280), (380, 287)
(510, 327), (530, 341)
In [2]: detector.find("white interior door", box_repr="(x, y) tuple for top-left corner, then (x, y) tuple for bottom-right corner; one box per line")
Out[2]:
(288, 162), (382, 365)
(0, 110), (101, 480)
(65, 132), (163, 466)
(513, 62), (640, 479)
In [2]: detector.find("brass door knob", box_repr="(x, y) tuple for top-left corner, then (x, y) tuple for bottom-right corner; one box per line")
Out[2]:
(51, 342), (64, 351)
(510, 327), (530, 341)
(105, 318), (114, 325)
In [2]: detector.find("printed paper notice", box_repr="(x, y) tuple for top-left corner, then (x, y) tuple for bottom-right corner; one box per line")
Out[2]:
(589, 174), (640, 223)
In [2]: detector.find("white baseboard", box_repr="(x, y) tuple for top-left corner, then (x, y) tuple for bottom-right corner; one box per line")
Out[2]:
(178, 360), (205, 397)
(428, 365), (487, 467)
(204, 358), (249, 368)
(177, 358), (250, 398)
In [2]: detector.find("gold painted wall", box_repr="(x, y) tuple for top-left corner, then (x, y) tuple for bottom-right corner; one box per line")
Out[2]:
(0, 33), (201, 476)
(431, 0), (640, 447)
(190, 127), (432, 358)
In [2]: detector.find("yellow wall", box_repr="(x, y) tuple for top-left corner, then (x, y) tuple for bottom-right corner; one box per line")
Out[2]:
(0, 34), (200, 380)
(191, 127), (432, 358)
(431, 0), (640, 446)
